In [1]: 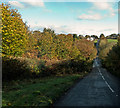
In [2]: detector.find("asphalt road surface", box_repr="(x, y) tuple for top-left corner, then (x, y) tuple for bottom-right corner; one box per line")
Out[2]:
(54, 40), (120, 107)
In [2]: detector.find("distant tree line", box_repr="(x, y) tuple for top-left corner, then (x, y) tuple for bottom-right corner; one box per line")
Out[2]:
(106, 33), (119, 39)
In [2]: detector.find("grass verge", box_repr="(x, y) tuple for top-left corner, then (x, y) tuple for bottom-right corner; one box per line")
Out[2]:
(107, 39), (118, 43)
(2, 73), (88, 107)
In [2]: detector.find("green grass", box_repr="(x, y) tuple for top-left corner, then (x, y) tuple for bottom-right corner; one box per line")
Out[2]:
(3, 73), (87, 107)
(107, 39), (118, 43)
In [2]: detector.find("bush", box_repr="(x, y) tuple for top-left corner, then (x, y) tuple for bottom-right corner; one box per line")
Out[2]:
(43, 59), (93, 76)
(2, 57), (32, 81)
(26, 58), (47, 77)
(2, 56), (49, 81)
(104, 45), (120, 77)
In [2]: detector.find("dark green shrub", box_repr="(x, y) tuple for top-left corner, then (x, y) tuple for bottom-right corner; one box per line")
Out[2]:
(104, 45), (120, 77)
(2, 57), (31, 81)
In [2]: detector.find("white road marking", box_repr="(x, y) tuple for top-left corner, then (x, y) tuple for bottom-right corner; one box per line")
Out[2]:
(101, 75), (105, 81)
(105, 81), (114, 93)
(97, 66), (118, 97)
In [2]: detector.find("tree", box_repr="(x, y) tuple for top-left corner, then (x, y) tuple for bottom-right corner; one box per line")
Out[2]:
(100, 33), (105, 39)
(54, 34), (72, 59)
(79, 35), (84, 39)
(99, 34), (108, 50)
(73, 34), (77, 41)
(2, 3), (28, 56)
(91, 35), (98, 39)
(85, 35), (90, 39)
(75, 39), (97, 61)
(43, 28), (55, 35)
(37, 31), (56, 59)
(33, 30), (41, 35)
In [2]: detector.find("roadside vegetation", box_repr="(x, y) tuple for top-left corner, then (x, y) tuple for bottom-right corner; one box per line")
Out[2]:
(99, 34), (120, 77)
(3, 74), (88, 106)
(2, 3), (97, 106)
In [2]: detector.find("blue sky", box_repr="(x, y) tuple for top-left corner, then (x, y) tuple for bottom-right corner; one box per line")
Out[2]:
(1, 0), (120, 36)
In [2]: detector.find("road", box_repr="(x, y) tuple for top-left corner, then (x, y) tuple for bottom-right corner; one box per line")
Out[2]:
(54, 40), (120, 107)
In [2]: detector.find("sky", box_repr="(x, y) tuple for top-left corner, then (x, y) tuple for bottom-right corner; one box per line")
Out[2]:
(1, 0), (120, 36)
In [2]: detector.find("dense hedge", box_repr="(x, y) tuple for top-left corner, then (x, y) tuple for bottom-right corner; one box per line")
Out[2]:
(2, 56), (94, 81)
(2, 57), (31, 81)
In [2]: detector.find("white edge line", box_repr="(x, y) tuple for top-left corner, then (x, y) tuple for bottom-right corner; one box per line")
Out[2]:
(98, 68), (116, 94)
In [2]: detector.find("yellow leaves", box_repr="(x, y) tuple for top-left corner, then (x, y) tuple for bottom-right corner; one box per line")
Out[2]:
(4, 33), (8, 35)
(6, 39), (11, 42)
(11, 30), (13, 32)
(3, 25), (6, 28)
(4, 6), (8, 10)
(2, 3), (28, 56)
(2, 17), (4, 20)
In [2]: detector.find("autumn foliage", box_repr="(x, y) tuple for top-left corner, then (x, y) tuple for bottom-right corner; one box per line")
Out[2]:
(2, 3), (97, 81)
(2, 3), (28, 56)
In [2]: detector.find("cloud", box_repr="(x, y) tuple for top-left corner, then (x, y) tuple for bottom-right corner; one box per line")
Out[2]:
(20, 0), (44, 7)
(27, 19), (117, 36)
(92, 2), (116, 17)
(77, 2), (116, 21)
(8, 1), (24, 8)
(78, 13), (103, 20)
(92, 2), (111, 10)
(8, 0), (45, 8)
